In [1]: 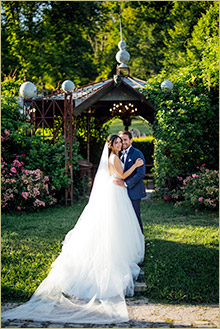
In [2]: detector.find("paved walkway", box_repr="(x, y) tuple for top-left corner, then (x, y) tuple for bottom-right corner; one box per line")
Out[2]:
(2, 299), (219, 328)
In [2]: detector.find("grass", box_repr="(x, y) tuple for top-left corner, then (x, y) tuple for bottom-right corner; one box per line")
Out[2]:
(1, 199), (219, 305)
(141, 200), (219, 304)
(108, 117), (153, 136)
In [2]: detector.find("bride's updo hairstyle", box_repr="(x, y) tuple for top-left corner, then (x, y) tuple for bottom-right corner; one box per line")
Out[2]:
(107, 134), (122, 158)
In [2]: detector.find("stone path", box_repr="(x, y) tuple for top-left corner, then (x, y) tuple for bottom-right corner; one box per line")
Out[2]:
(2, 299), (219, 328)
(142, 188), (154, 201)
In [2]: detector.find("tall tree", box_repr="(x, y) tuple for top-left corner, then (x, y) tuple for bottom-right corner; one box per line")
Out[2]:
(1, 1), (99, 88)
(162, 1), (213, 71)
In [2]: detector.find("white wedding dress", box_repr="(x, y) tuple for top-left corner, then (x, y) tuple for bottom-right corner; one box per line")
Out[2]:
(2, 143), (145, 324)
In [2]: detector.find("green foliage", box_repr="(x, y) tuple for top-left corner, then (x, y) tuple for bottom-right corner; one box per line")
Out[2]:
(1, 200), (218, 304)
(24, 137), (73, 191)
(187, 2), (219, 91)
(163, 1), (214, 71)
(132, 138), (154, 165)
(1, 1), (98, 88)
(1, 77), (36, 174)
(1, 74), (31, 161)
(141, 68), (218, 196)
(77, 116), (110, 164)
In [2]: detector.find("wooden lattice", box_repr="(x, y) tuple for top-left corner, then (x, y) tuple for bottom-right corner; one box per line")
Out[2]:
(24, 95), (74, 205)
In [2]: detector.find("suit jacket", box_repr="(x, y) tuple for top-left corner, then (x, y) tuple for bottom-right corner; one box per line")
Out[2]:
(123, 146), (146, 200)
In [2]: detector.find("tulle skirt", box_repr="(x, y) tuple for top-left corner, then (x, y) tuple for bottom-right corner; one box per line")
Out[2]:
(2, 179), (145, 324)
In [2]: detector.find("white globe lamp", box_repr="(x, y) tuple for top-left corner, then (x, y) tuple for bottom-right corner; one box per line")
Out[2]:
(116, 49), (130, 67)
(19, 82), (37, 99)
(161, 80), (173, 91)
(62, 80), (75, 93)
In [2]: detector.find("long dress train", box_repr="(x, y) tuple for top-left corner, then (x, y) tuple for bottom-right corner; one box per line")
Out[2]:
(1, 143), (145, 324)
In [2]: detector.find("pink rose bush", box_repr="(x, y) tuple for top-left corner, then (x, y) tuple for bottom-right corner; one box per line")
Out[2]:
(156, 165), (219, 210)
(174, 166), (219, 210)
(1, 156), (57, 212)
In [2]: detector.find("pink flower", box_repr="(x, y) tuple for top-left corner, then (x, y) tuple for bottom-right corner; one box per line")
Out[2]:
(192, 174), (199, 178)
(1, 164), (4, 169)
(17, 206), (21, 211)
(4, 130), (10, 137)
(10, 167), (17, 174)
(196, 166), (200, 169)
(21, 192), (29, 199)
(164, 195), (172, 201)
(202, 163), (206, 167)
(177, 176), (183, 181)
(21, 167), (24, 171)
(21, 154), (26, 157)
(1, 136), (4, 142)
(1, 156), (3, 161)
(198, 197), (203, 202)
(13, 160), (22, 168)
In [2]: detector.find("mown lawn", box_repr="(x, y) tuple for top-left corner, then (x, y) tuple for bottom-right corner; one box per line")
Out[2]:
(1, 199), (219, 304)
(109, 117), (152, 136)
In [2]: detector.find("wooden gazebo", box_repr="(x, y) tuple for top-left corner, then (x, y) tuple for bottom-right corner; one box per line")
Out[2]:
(21, 22), (155, 205)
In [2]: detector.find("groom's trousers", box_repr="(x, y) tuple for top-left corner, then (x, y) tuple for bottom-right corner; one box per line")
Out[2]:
(131, 199), (143, 233)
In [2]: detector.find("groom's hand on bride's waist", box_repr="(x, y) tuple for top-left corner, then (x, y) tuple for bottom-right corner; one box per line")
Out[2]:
(113, 178), (126, 187)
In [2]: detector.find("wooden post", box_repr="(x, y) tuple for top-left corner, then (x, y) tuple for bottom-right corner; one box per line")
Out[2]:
(64, 93), (74, 206)
(73, 116), (77, 141)
(86, 113), (91, 162)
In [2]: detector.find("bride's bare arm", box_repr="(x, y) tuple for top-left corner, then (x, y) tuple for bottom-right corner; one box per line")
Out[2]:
(112, 155), (143, 179)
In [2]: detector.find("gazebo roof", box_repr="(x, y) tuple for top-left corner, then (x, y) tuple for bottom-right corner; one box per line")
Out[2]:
(19, 20), (155, 126)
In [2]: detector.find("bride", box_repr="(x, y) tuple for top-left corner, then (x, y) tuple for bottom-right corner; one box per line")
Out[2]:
(2, 134), (145, 324)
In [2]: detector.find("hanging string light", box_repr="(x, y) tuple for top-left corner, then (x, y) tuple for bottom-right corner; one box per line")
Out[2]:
(109, 102), (138, 116)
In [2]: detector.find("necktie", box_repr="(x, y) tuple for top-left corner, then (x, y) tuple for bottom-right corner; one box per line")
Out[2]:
(121, 150), (127, 163)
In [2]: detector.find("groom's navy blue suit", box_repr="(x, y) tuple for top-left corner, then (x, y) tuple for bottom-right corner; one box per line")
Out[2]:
(123, 146), (146, 233)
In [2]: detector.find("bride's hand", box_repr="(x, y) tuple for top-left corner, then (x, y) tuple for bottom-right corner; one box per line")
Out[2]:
(135, 158), (144, 167)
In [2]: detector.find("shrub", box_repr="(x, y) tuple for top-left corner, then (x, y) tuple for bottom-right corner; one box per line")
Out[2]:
(1, 155), (57, 212)
(141, 69), (218, 197)
(175, 166), (219, 210)
(156, 165), (219, 210)
(132, 137), (154, 165)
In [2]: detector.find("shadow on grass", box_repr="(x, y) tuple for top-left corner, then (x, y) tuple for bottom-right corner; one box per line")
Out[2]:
(141, 199), (219, 228)
(1, 285), (31, 303)
(142, 239), (219, 305)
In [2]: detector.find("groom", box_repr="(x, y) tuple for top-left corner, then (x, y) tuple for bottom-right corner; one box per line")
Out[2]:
(113, 131), (146, 233)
